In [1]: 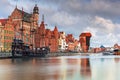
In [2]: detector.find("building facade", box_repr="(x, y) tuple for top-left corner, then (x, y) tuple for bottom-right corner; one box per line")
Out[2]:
(0, 5), (39, 51)
(0, 21), (5, 51)
(66, 34), (80, 52)
(0, 19), (14, 52)
(79, 32), (92, 53)
(58, 32), (67, 52)
(35, 19), (59, 53)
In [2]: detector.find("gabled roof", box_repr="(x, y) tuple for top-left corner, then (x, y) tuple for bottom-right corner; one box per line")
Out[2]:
(16, 8), (32, 23)
(0, 19), (8, 26)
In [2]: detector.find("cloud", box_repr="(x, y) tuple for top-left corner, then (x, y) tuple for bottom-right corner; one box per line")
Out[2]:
(83, 16), (120, 47)
(0, 0), (14, 18)
(50, 12), (79, 27)
(94, 16), (115, 33)
(56, 0), (120, 18)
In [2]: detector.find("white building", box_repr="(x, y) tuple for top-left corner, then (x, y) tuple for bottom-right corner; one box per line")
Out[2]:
(58, 32), (67, 52)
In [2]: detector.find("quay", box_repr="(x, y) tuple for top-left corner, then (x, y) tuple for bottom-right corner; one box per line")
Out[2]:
(0, 52), (81, 59)
(0, 52), (12, 59)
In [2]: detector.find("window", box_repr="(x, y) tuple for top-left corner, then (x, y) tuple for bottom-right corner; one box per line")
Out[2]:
(4, 36), (6, 39)
(0, 29), (2, 33)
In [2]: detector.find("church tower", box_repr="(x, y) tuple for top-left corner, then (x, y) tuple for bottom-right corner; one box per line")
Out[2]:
(32, 4), (39, 29)
(53, 26), (58, 39)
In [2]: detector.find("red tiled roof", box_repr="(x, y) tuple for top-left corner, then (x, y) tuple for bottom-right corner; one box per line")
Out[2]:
(80, 32), (92, 37)
(0, 19), (8, 26)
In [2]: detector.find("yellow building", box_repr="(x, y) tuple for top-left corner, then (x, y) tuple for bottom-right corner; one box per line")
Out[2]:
(0, 19), (14, 52)
(0, 21), (4, 51)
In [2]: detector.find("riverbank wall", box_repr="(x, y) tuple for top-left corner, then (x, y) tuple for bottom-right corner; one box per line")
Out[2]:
(0, 52), (81, 59)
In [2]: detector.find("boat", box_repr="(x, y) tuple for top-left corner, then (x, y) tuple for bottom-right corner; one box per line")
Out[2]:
(11, 38), (50, 58)
(102, 51), (114, 55)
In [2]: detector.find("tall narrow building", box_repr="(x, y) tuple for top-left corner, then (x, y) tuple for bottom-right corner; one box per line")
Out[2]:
(79, 32), (92, 53)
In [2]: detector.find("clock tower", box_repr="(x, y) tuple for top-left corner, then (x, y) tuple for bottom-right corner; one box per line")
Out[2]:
(32, 4), (39, 29)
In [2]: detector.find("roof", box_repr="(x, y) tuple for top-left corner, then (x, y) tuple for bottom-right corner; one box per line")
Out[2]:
(0, 19), (8, 26)
(80, 32), (92, 37)
(100, 45), (105, 48)
(16, 8), (32, 23)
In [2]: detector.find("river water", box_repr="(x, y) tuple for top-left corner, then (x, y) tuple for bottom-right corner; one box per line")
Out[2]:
(0, 54), (120, 80)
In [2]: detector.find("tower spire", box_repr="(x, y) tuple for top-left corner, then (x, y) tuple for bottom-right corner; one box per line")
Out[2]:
(33, 4), (39, 14)
(42, 14), (44, 22)
(15, 5), (17, 9)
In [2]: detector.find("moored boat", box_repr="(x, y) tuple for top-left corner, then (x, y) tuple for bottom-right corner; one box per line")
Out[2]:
(11, 38), (50, 58)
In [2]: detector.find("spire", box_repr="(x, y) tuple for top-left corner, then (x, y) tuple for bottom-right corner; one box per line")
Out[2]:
(54, 26), (58, 32)
(42, 14), (44, 22)
(22, 7), (24, 18)
(33, 4), (39, 14)
(15, 0), (18, 9)
(15, 5), (17, 9)
(53, 26), (58, 39)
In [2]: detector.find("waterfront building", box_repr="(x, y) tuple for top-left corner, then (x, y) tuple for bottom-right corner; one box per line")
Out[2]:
(79, 32), (92, 53)
(0, 19), (14, 52)
(66, 34), (80, 52)
(66, 34), (75, 52)
(0, 20), (6, 51)
(35, 18), (59, 53)
(74, 39), (81, 52)
(9, 5), (39, 47)
(0, 4), (39, 51)
(58, 32), (67, 52)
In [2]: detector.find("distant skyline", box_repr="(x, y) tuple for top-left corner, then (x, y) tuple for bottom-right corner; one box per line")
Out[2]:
(1, 0), (120, 47)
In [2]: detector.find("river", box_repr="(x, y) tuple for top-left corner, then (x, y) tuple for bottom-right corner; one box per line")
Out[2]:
(0, 54), (120, 80)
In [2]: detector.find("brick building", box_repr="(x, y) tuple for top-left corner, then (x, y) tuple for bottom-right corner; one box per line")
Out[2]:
(66, 34), (80, 52)
(0, 20), (7, 51)
(35, 18), (59, 53)
(0, 4), (39, 51)
(9, 5), (39, 46)
(0, 19), (14, 52)
(79, 32), (92, 53)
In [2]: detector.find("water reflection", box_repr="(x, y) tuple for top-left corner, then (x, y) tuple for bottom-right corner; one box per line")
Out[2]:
(80, 58), (91, 79)
(114, 58), (120, 63)
(0, 56), (120, 80)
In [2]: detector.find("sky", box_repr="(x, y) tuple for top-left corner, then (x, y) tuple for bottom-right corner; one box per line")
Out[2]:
(0, 0), (120, 47)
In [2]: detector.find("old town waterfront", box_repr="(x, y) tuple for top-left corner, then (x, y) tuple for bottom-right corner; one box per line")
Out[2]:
(0, 1), (120, 80)
(0, 4), (92, 54)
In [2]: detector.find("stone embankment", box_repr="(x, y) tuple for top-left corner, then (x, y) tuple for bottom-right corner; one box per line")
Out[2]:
(0, 52), (12, 59)
(0, 52), (81, 59)
(46, 53), (80, 57)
